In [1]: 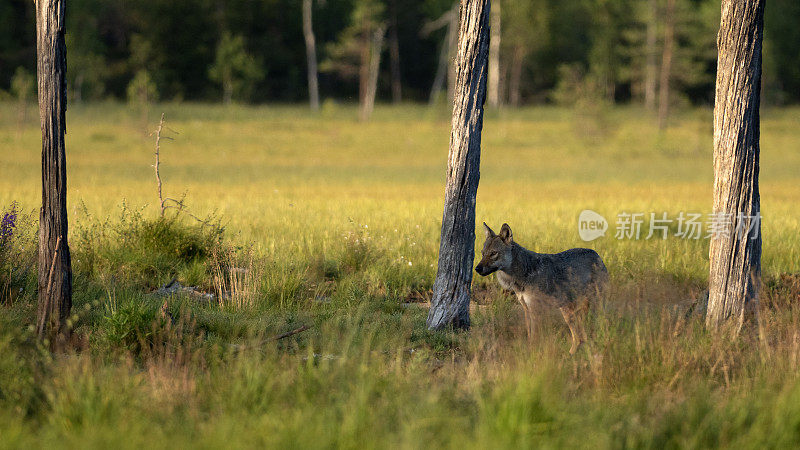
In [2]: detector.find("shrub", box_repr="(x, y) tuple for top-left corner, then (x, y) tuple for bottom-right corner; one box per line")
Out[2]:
(73, 203), (225, 290)
(0, 202), (37, 305)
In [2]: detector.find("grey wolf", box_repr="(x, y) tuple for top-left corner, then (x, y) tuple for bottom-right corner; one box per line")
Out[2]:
(475, 223), (608, 353)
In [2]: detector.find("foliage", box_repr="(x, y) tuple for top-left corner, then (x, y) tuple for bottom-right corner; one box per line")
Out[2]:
(0, 104), (799, 445)
(73, 203), (225, 290)
(10, 67), (34, 102)
(208, 32), (264, 104)
(126, 70), (158, 106)
(0, 202), (36, 306)
(322, 0), (385, 79)
(1, 0), (798, 104)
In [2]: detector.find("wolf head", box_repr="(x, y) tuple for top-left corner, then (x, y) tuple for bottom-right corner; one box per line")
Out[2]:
(475, 223), (514, 276)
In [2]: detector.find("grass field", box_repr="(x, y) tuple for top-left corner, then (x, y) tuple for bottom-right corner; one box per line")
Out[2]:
(1, 102), (800, 448)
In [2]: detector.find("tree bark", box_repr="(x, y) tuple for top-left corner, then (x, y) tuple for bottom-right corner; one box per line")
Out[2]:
(706, 0), (764, 333)
(302, 0), (320, 110)
(427, 0), (490, 330)
(360, 24), (386, 121)
(644, 0), (657, 111)
(35, 0), (72, 341)
(487, 0), (500, 108)
(388, 0), (402, 103)
(657, 0), (675, 129)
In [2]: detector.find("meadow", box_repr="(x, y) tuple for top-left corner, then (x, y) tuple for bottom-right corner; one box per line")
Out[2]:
(1, 102), (800, 448)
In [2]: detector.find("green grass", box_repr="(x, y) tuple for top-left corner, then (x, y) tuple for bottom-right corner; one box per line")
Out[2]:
(1, 102), (800, 448)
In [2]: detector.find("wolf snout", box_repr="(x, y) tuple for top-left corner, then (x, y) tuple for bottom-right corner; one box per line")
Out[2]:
(475, 264), (488, 276)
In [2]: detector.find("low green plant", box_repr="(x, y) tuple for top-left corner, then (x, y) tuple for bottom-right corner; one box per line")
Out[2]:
(73, 202), (225, 290)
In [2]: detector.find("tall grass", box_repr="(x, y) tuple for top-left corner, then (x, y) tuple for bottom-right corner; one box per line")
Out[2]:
(1, 103), (799, 447)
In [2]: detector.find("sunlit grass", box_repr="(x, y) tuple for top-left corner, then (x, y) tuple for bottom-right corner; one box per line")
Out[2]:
(1, 102), (800, 448)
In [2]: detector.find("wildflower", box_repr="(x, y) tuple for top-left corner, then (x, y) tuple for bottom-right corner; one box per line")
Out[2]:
(1, 202), (19, 243)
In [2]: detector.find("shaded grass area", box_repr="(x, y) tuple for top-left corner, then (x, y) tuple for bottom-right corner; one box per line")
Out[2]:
(1, 103), (800, 447)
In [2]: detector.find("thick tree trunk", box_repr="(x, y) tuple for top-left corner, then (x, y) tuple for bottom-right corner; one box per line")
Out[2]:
(487, 0), (500, 108)
(302, 0), (320, 110)
(389, 0), (402, 103)
(35, 0), (72, 341)
(706, 0), (764, 333)
(360, 25), (386, 121)
(658, 0), (675, 129)
(427, 0), (490, 330)
(644, 0), (657, 110)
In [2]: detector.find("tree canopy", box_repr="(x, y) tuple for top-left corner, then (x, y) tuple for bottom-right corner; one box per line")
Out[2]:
(1, 0), (798, 105)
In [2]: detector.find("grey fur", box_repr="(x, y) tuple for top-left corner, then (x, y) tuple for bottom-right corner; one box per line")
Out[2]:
(476, 223), (608, 353)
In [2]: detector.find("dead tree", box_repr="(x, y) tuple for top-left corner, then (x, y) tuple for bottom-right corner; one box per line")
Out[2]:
(423, 3), (458, 105)
(644, 0), (657, 111)
(360, 24), (387, 121)
(35, 0), (72, 340)
(427, 0), (491, 330)
(706, 0), (764, 333)
(658, 0), (675, 129)
(303, 0), (320, 110)
(487, 0), (501, 108)
(388, 0), (402, 103)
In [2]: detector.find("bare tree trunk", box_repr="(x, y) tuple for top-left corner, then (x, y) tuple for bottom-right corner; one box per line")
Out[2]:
(508, 44), (524, 107)
(658, 0), (675, 129)
(446, 8), (458, 103)
(487, 0), (500, 108)
(389, 0), (402, 103)
(706, 0), (764, 334)
(223, 75), (233, 105)
(358, 30), (370, 112)
(360, 25), (386, 121)
(427, 0), (491, 330)
(303, 0), (320, 110)
(428, 5), (457, 105)
(35, 0), (72, 341)
(644, 0), (657, 110)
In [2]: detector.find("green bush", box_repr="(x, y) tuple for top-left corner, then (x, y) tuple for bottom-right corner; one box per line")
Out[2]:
(74, 203), (225, 290)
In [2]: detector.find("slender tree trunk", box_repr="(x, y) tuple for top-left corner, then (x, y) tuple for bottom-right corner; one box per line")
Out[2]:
(487, 0), (500, 108)
(303, 0), (320, 110)
(223, 74), (233, 105)
(360, 25), (386, 121)
(446, 7), (458, 103)
(508, 44), (524, 106)
(35, 0), (72, 341)
(658, 0), (675, 129)
(358, 30), (370, 112)
(644, 0), (657, 110)
(428, 5), (457, 105)
(389, 0), (402, 103)
(706, 0), (764, 333)
(427, 0), (491, 330)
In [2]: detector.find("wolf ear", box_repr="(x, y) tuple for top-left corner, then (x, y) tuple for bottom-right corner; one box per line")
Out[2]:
(499, 223), (513, 243)
(483, 222), (496, 239)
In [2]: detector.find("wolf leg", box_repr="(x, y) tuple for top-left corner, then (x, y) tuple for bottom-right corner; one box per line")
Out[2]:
(560, 306), (583, 354)
(516, 293), (532, 341)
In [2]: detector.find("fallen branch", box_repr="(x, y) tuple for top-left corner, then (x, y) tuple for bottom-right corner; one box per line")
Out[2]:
(272, 324), (312, 340)
(37, 235), (61, 338)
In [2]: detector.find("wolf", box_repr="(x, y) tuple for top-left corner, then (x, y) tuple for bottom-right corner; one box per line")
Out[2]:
(475, 223), (608, 354)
